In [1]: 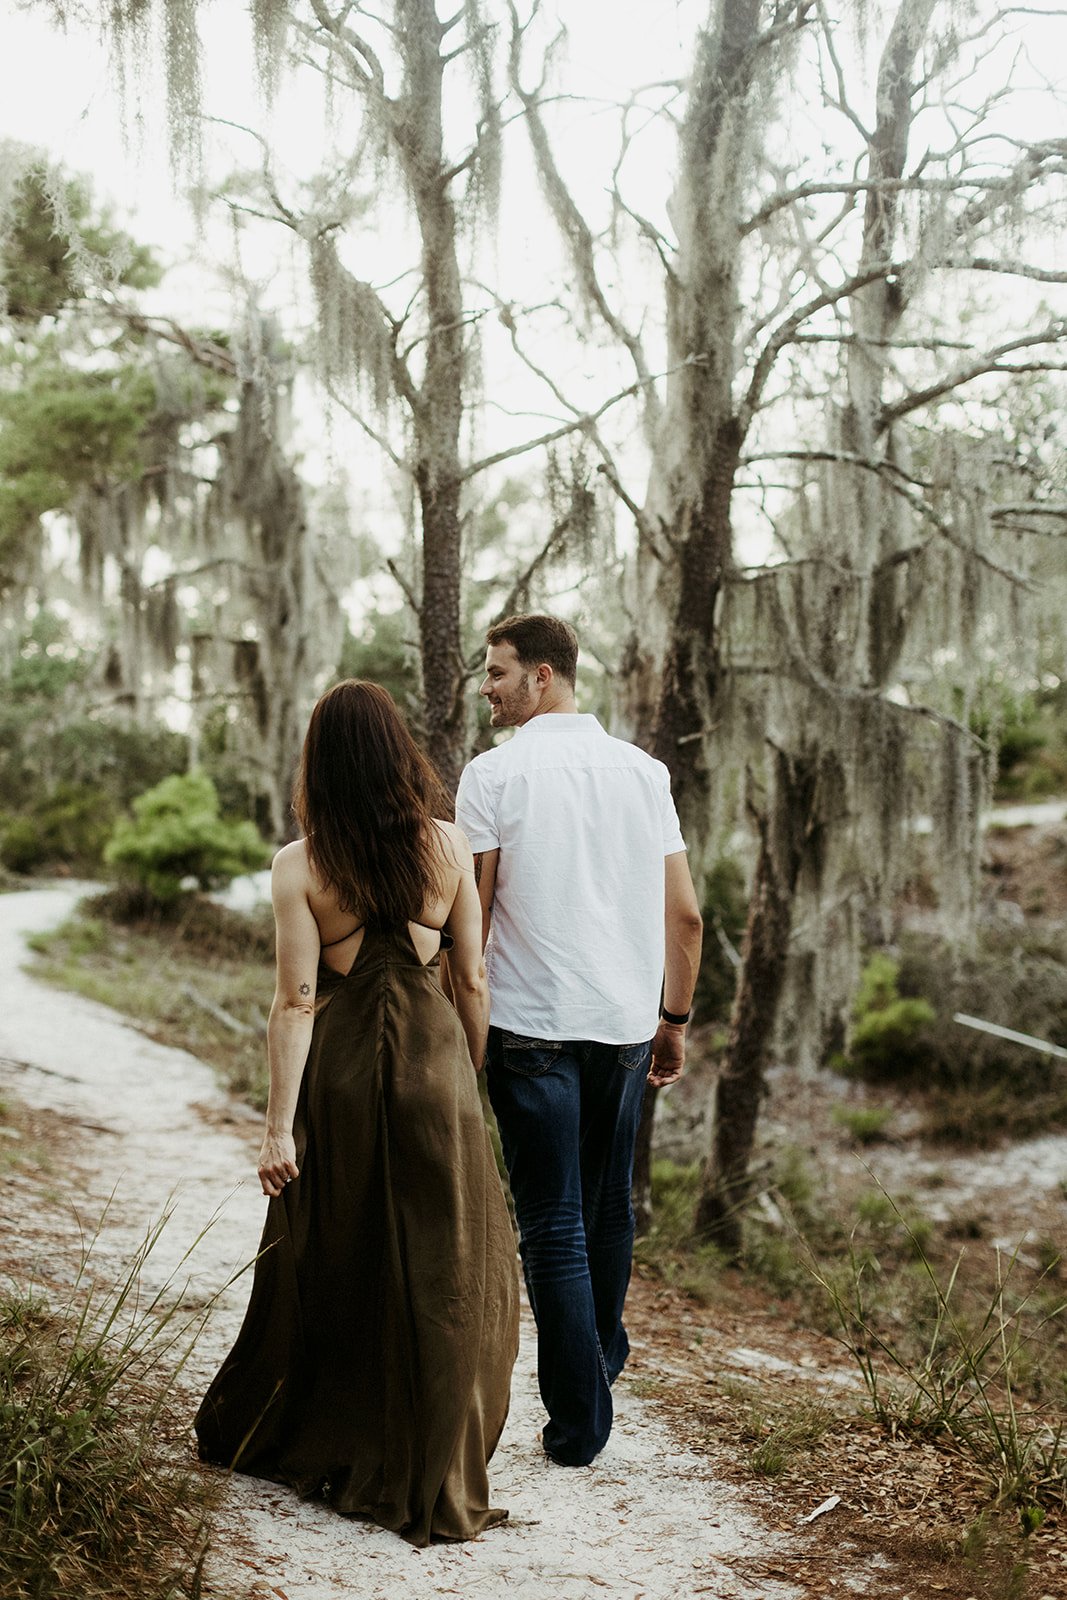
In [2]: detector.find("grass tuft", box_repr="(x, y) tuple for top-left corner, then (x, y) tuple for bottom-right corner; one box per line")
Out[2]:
(804, 1179), (1067, 1516)
(831, 1103), (894, 1144)
(0, 1210), (221, 1600)
(742, 1391), (835, 1478)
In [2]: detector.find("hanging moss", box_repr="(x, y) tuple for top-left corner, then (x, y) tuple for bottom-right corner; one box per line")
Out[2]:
(308, 237), (397, 414)
(457, 0), (502, 228)
(250, 0), (288, 105)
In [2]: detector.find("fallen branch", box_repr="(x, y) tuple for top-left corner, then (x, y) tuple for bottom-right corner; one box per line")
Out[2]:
(953, 1013), (1067, 1062)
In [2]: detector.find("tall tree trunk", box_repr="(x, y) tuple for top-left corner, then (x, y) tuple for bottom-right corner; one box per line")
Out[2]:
(416, 467), (465, 794)
(694, 750), (819, 1255)
(630, 2), (767, 1223)
(649, 419), (742, 847)
(395, 0), (468, 791)
(694, 0), (935, 1252)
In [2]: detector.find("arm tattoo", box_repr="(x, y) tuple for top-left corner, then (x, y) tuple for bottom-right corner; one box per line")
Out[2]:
(473, 853), (483, 886)
(299, 982), (310, 996)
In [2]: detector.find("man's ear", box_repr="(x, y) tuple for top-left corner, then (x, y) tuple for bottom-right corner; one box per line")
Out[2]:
(535, 663), (553, 688)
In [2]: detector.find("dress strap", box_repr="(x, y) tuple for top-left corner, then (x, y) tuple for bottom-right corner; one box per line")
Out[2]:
(320, 922), (364, 950)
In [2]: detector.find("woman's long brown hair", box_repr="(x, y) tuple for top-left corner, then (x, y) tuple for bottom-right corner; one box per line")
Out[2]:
(292, 680), (454, 928)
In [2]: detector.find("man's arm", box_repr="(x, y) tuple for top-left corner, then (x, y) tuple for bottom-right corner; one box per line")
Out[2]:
(648, 850), (703, 1088)
(472, 848), (499, 953)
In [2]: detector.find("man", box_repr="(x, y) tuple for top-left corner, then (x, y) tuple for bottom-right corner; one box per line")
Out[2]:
(455, 613), (702, 1468)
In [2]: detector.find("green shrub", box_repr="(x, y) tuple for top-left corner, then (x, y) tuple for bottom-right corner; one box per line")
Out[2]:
(840, 953), (936, 1081)
(839, 935), (1067, 1142)
(0, 612), (190, 875)
(848, 997), (938, 1078)
(104, 770), (270, 904)
(0, 783), (117, 874)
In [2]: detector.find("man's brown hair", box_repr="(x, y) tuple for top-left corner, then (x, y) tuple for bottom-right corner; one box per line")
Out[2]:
(485, 613), (579, 686)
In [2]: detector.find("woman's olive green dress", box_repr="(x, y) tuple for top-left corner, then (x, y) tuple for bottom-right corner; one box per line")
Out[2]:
(195, 925), (519, 1547)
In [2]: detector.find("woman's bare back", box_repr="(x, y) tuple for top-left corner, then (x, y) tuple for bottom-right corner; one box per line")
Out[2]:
(307, 819), (464, 974)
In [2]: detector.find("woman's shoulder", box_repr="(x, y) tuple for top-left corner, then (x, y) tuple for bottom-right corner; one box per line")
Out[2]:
(271, 838), (312, 886)
(430, 817), (473, 868)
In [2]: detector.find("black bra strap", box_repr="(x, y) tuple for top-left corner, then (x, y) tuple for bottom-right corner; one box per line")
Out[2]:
(321, 920), (452, 952)
(320, 922), (364, 949)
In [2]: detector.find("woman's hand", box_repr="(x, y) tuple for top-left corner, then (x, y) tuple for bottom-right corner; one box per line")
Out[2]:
(258, 1129), (299, 1197)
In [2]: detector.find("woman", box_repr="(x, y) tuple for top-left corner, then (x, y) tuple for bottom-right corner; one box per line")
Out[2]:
(195, 681), (518, 1546)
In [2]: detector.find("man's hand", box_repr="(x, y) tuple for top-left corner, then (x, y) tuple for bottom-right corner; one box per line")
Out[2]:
(648, 1020), (686, 1087)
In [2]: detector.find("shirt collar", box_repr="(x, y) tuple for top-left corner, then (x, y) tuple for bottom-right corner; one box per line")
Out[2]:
(516, 712), (603, 735)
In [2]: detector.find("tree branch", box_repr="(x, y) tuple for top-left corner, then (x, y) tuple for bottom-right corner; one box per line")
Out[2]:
(459, 356), (690, 526)
(303, 0), (388, 95)
(740, 262), (903, 429)
(814, 0), (873, 144)
(469, 305), (681, 559)
(952, 256), (1067, 285)
(324, 379), (408, 471)
(741, 445), (929, 489)
(742, 446), (1036, 587)
(878, 322), (1067, 429)
(107, 304), (237, 378)
(741, 166), (1065, 236)
(478, 509), (580, 651)
(385, 555), (420, 613)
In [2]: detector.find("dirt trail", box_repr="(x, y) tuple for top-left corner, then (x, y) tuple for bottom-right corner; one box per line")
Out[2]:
(0, 885), (804, 1600)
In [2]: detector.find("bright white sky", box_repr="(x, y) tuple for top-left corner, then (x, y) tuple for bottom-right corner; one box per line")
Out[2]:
(1, 1), (1063, 591)
(0, 2), (693, 289)
(0, 0), (708, 592)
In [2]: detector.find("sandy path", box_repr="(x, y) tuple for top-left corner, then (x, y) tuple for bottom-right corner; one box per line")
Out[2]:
(0, 885), (800, 1600)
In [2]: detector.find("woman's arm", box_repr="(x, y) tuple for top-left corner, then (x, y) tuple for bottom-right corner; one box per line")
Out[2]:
(472, 848), (498, 952)
(442, 827), (490, 1070)
(259, 844), (319, 1197)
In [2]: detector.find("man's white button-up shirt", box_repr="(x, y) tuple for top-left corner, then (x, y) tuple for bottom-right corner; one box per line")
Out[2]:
(455, 713), (686, 1045)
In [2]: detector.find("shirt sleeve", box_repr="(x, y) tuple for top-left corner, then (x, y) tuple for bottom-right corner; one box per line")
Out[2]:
(455, 758), (501, 852)
(657, 766), (686, 855)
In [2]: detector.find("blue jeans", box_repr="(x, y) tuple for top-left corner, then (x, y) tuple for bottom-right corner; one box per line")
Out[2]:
(485, 1027), (651, 1466)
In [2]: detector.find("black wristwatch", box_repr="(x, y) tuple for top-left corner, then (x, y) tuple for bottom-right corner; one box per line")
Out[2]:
(660, 1006), (691, 1026)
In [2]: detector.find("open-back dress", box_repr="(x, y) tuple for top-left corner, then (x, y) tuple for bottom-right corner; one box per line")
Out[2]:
(195, 922), (519, 1547)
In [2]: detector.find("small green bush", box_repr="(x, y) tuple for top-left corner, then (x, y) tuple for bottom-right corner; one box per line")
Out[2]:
(841, 954), (936, 1081)
(104, 770), (270, 905)
(848, 998), (938, 1077)
(0, 784), (117, 874)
